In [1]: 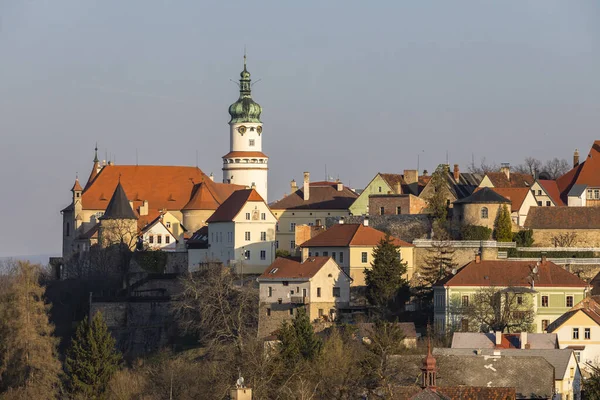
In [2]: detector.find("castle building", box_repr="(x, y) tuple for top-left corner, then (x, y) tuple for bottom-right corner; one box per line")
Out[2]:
(222, 55), (269, 201)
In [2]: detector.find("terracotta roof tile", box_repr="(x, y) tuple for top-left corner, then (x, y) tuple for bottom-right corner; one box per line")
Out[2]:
(435, 259), (587, 288)
(258, 256), (333, 280)
(206, 189), (266, 223)
(301, 223), (413, 248)
(182, 181), (245, 210)
(538, 179), (565, 206)
(488, 187), (530, 211)
(270, 181), (358, 210)
(524, 206), (600, 229)
(485, 172), (534, 188)
(556, 141), (600, 202)
(71, 178), (83, 192)
(222, 151), (268, 158)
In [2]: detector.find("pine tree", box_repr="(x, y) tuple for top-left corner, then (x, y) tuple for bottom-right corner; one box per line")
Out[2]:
(364, 235), (410, 315)
(494, 204), (513, 242)
(421, 234), (457, 286)
(278, 307), (321, 361)
(0, 261), (61, 398)
(427, 165), (449, 227)
(65, 312), (122, 398)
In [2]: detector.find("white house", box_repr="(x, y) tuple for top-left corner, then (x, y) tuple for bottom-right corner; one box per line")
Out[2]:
(256, 256), (352, 337)
(139, 212), (184, 251)
(194, 189), (276, 274)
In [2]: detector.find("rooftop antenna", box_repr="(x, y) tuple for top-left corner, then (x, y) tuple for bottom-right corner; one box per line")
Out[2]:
(325, 164), (328, 181)
(196, 150), (199, 168)
(136, 148), (138, 166)
(446, 150), (449, 165)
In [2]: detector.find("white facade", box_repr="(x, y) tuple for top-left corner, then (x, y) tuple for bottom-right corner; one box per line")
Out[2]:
(223, 121), (269, 201)
(551, 309), (600, 373)
(141, 222), (177, 251)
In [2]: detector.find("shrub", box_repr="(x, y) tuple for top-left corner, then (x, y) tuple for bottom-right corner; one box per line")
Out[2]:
(460, 225), (492, 241)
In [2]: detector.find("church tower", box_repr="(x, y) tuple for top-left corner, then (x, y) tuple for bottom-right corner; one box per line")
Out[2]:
(223, 55), (268, 201)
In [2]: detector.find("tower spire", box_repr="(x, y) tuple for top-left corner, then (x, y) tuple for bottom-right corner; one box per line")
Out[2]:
(93, 142), (99, 163)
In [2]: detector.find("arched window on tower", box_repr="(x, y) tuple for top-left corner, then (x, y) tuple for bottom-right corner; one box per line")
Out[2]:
(481, 207), (489, 219)
(66, 222), (70, 237)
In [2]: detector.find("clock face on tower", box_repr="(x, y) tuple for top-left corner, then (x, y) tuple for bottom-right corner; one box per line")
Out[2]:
(257, 126), (262, 135)
(238, 125), (247, 134)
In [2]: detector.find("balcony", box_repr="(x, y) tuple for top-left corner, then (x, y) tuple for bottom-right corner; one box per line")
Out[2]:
(290, 296), (307, 304)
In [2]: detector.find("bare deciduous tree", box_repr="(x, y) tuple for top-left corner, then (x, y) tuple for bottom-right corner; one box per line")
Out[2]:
(513, 157), (542, 176)
(552, 232), (578, 247)
(467, 157), (499, 174)
(543, 158), (571, 179)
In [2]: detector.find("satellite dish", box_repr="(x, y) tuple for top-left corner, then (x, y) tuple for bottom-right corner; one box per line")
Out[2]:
(452, 268), (457, 275)
(533, 266), (539, 274)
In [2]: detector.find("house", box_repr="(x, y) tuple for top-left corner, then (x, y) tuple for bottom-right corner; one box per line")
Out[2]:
(547, 296), (600, 373)
(139, 212), (185, 251)
(487, 187), (538, 227)
(524, 207), (600, 247)
(530, 179), (565, 207)
(269, 172), (358, 254)
(451, 331), (558, 350)
(391, 348), (550, 399)
(256, 256), (352, 338)
(191, 189), (277, 274)
(355, 322), (418, 348)
(418, 164), (483, 208)
(478, 165), (534, 189)
(349, 171), (429, 216)
(433, 256), (589, 333)
(299, 219), (415, 285)
(434, 348), (581, 400)
(368, 193), (428, 216)
(452, 187), (511, 231)
(556, 142), (600, 206)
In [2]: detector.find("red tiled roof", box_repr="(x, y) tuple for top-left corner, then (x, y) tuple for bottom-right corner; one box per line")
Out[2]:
(556, 141), (600, 202)
(488, 187), (530, 212)
(538, 180), (565, 206)
(258, 256), (333, 280)
(206, 189), (266, 223)
(485, 172), (534, 188)
(71, 178), (83, 191)
(222, 151), (268, 158)
(270, 181), (358, 210)
(182, 181), (245, 210)
(301, 223), (413, 248)
(524, 207), (600, 229)
(436, 259), (588, 288)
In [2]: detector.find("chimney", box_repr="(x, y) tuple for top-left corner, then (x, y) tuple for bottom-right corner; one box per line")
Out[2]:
(574, 149), (580, 168)
(404, 169), (419, 185)
(336, 180), (343, 191)
(395, 181), (402, 194)
(209, 172), (214, 182)
(475, 253), (481, 263)
(363, 217), (369, 227)
(108, 160), (114, 166)
(303, 172), (310, 201)
(500, 163), (510, 180)
(339, 217), (345, 225)
(520, 332), (528, 349)
(453, 164), (460, 182)
(495, 331), (502, 346)
(541, 252), (547, 263)
(423, 170), (428, 176)
(290, 179), (298, 193)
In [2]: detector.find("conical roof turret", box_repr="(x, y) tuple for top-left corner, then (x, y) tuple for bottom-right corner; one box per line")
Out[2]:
(100, 181), (137, 220)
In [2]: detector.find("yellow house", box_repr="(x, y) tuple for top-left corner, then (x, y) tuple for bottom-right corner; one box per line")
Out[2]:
(299, 220), (414, 286)
(548, 296), (600, 374)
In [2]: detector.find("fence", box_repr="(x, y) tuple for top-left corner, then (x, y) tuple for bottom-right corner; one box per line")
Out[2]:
(412, 240), (516, 248)
(507, 257), (600, 265)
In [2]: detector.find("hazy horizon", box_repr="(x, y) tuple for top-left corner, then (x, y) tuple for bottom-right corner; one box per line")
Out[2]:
(1, 1), (599, 257)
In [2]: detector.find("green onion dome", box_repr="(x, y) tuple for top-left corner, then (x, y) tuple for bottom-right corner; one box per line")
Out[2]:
(229, 57), (262, 124)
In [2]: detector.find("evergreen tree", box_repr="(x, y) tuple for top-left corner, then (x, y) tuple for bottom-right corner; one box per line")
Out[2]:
(427, 165), (449, 227)
(0, 261), (61, 398)
(421, 233), (458, 286)
(278, 307), (321, 361)
(494, 204), (513, 242)
(65, 312), (122, 398)
(364, 235), (410, 315)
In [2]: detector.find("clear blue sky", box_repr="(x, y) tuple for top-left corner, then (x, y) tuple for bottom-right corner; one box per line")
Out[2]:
(1, 1), (599, 257)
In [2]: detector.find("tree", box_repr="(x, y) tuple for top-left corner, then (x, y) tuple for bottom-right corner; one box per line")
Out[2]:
(421, 235), (457, 286)
(278, 307), (322, 362)
(460, 225), (492, 240)
(494, 204), (513, 242)
(513, 157), (542, 176)
(0, 261), (61, 398)
(467, 157), (498, 174)
(65, 312), (122, 398)
(173, 266), (258, 352)
(364, 235), (410, 315)
(426, 165), (449, 229)
(552, 232), (578, 247)
(584, 363), (600, 400)
(513, 229), (534, 247)
(543, 158), (570, 179)
(460, 286), (535, 332)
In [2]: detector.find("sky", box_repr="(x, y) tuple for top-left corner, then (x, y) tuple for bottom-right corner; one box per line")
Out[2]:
(1, 1), (599, 258)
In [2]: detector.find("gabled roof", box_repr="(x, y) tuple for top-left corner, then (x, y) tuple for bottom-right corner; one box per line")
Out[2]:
(568, 184), (588, 197)
(269, 181), (358, 210)
(524, 207), (600, 229)
(258, 256), (350, 281)
(300, 223), (413, 248)
(206, 189), (266, 223)
(379, 173), (427, 196)
(435, 259), (588, 288)
(451, 332), (558, 350)
(181, 180), (245, 211)
(186, 226), (208, 249)
(557, 141), (600, 202)
(547, 296), (600, 332)
(487, 187), (530, 212)
(77, 223), (99, 240)
(454, 187), (511, 205)
(99, 182), (138, 220)
(538, 179), (565, 206)
(485, 172), (534, 188)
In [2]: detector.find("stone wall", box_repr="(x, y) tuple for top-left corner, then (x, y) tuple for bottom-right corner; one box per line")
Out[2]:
(368, 194), (428, 215)
(531, 229), (600, 248)
(327, 215), (431, 243)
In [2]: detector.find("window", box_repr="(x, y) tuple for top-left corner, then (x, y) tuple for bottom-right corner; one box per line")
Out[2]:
(165, 236), (170, 244)
(245, 231), (251, 241)
(380, 207), (385, 215)
(481, 207), (489, 219)
(546, 201), (551, 206)
(246, 213), (250, 220)
(275, 240), (279, 249)
(261, 232), (267, 241)
(333, 287), (341, 297)
(461, 295), (469, 307)
(461, 319), (469, 332)
(570, 367), (575, 379)
(245, 250), (251, 260)
(517, 295), (523, 305)
(323, 251), (328, 257)
(315, 252), (319, 256)
(260, 250), (266, 260)
(566, 296), (574, 307)
(361, 252), (368, 263)
(596, 189), (600, 199)
(266, 308), (271, 316)
(541, 295), (549, 307)
(396, 206), (401, 215)
(303, 288), (307, 297)
(318, 309), (324, 317)
(290, 222), (296, 232)
(339, 252), (344, 263)
(166, 222), (171, 228)
(157, 235), (162, 244)
(268, 287), (273, 297)
(317, 287), (321, 297)
(332, 252), (336, 261)
(261, 212), (266, 220)
(573, 328), (579, 340)
(378, 186), (382, 193)
(588, 189), (593, 199)
(282, 281), (289, 286)
(585, 328), (591, 340)
(575, 351), (581, 363)
(276, 223), (279, 232)
(249, 139), (255, 146)
(149, 235), (154, 244)
(537, 190), (542, 196)
(289, 308), (293, 316)
(537, 201), (542, 206)
(66, 223), (70, 237)
(290, 241), (295, 249)
(542, 320), (549, 331)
